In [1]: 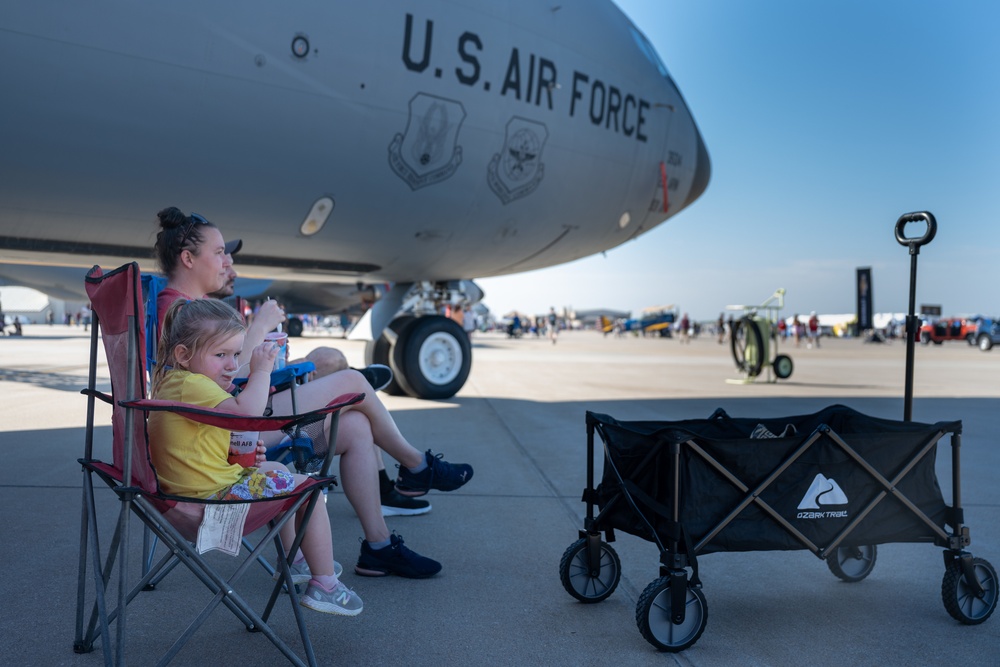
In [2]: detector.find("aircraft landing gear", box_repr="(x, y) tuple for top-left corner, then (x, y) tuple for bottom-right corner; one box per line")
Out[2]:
(391, 315), (471, 399)
(359, 280), (478, 400)
(286, 316), (304, 338)
(366, 315), (471, 399)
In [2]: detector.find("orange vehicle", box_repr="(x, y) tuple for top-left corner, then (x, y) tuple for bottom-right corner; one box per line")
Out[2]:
(917, 317), (977, 345)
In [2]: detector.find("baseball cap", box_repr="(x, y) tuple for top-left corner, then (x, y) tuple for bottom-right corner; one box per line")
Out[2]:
(224, 238), (243, 256)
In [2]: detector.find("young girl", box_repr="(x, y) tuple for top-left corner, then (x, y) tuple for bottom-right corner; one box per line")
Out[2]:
(147, 298), (362, 616)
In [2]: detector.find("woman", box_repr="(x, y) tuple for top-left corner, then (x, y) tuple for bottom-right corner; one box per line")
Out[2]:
(154, 207), (283, 351)
(152, 207), (473, 578)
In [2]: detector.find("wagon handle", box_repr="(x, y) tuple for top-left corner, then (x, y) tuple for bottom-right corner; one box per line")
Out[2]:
(895, 211), (937, 255)
(896, 211), (936, 421)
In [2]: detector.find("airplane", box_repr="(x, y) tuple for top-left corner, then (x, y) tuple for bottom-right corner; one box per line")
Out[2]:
(0, 0), (710, 399)
(623, 304), (679, 336)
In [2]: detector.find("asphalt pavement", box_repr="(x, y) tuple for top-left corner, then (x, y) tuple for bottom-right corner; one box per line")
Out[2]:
(1, 324), (997, 666)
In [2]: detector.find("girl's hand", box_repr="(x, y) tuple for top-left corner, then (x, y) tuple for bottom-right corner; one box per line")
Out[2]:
(248, 340), (278, 375)
(255, 441), (267, 465)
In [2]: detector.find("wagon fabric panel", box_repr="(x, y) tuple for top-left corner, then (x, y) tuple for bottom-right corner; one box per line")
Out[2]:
(593, 405), (954, 554)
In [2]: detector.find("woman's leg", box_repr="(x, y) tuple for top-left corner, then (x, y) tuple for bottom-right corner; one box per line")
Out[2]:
(329, 411), (389, 544)
(257, 462), (335, 577)
(263, 370), (423, 469)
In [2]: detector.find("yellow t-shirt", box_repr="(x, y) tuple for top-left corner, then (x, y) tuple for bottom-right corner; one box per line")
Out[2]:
(148, 370), (244, 498)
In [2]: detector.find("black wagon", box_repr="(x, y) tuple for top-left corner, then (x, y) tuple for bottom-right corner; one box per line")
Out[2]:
(559, 404), (997, 651)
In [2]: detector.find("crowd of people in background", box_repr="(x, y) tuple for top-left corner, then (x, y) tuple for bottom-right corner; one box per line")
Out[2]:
(0, 298), (93, 335)
(3, 290), (840, 349)
(504, 309), (564, 341)
(598, 311), (829, 345)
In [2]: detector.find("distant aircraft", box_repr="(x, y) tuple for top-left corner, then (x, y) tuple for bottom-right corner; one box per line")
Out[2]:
(0, 0), (709, 398)
(622, 305), (679, 337)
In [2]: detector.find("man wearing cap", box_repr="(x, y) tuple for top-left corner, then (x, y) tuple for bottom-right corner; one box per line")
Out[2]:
(207, 240), (430, 517)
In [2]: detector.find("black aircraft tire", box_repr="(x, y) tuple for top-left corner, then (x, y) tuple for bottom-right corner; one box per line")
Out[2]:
(391, 315), (471, 400)
(730, 317), (764, 377)
(286, 316), (304, 337)
(364, 316), (414, 396)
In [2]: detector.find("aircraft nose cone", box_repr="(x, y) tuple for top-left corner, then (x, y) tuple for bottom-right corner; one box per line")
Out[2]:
(684, 125), (711, 208)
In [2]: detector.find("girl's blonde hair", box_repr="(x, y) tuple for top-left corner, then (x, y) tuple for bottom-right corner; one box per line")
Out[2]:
(153, 298), (245, 390)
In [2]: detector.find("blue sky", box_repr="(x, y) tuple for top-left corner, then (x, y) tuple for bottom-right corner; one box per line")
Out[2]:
(479, 0), (1000, 321)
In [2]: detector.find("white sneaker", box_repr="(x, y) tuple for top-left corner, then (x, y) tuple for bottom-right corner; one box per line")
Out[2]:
(301, 581), (363, 616)
(273, 559), (342, 584)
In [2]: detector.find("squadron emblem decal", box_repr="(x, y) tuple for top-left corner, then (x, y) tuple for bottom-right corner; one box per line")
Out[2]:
(487, 117), (548, 205)
(389, 93), (466, 190)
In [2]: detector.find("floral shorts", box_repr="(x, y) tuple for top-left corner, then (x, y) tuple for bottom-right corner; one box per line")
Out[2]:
(213, 467), (296, 501)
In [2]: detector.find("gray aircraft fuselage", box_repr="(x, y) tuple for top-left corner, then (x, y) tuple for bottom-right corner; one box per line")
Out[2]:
(0, 0), (708, 294)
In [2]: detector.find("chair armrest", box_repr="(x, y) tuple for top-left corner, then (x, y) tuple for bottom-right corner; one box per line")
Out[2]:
(121, 392), (364, 433)
(81, 388), (114, 405)
(231, 361), (317, 392)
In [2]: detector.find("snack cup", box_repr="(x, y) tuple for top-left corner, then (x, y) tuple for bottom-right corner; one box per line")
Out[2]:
(265, 331), (288, 370)
(228, 430), (259, 468)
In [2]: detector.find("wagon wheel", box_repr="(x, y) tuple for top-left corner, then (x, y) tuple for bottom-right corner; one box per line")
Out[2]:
(826, 544), (877, 582)
(635, 576), (708, 652)
(941, 556), (998, 624)
(730, 317), (764, 377)
(559, 538), (621, 603)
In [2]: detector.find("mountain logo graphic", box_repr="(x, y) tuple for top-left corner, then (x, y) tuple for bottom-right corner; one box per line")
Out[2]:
(797, 474), (849, 510)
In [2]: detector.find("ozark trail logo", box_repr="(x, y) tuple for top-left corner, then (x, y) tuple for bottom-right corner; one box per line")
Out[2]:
(388, 93), (466, 190)
(487, 117), (548, 205)
(796, 473), (849, 519)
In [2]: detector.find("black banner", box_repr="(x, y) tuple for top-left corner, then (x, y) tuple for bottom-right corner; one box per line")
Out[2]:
(857, 267), (873, 331)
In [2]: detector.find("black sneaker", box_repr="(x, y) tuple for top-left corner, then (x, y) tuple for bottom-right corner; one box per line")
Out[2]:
(381, 488), (432, 517)
(354, 364), (393, 392)
(395, 450), (473, 497)
(355, 534), (441, 578)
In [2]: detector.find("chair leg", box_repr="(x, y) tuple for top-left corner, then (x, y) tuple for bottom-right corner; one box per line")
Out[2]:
(74, 477), (94, 653)
(132, 494), (319, 666)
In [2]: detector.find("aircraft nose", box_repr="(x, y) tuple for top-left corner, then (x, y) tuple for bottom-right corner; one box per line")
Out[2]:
(684, 125), (711, 209)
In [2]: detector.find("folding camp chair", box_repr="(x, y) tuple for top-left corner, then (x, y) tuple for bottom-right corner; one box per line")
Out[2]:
(75, 262), (363, 666)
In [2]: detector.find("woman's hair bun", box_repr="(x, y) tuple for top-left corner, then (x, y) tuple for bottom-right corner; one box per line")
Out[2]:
(156, 206), (187, 230)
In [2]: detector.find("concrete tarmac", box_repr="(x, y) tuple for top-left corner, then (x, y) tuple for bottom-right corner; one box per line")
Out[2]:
(2, 324), (998, 666)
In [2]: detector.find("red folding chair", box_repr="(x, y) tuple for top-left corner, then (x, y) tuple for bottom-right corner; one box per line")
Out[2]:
(74, 262), (362, 666)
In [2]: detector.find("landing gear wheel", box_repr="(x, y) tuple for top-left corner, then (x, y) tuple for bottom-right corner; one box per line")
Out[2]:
(772, 354), (793, 380)
(559, 538), (621, 603)
(286, 316), (304, 337)
(391, 315), (471, 399)
(941, 556), (998, 624)
(826, 544), (877, 582)
(731, 317), (764, 377)
(363, 316), (413, 396)
(636, 576), (708, 652)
